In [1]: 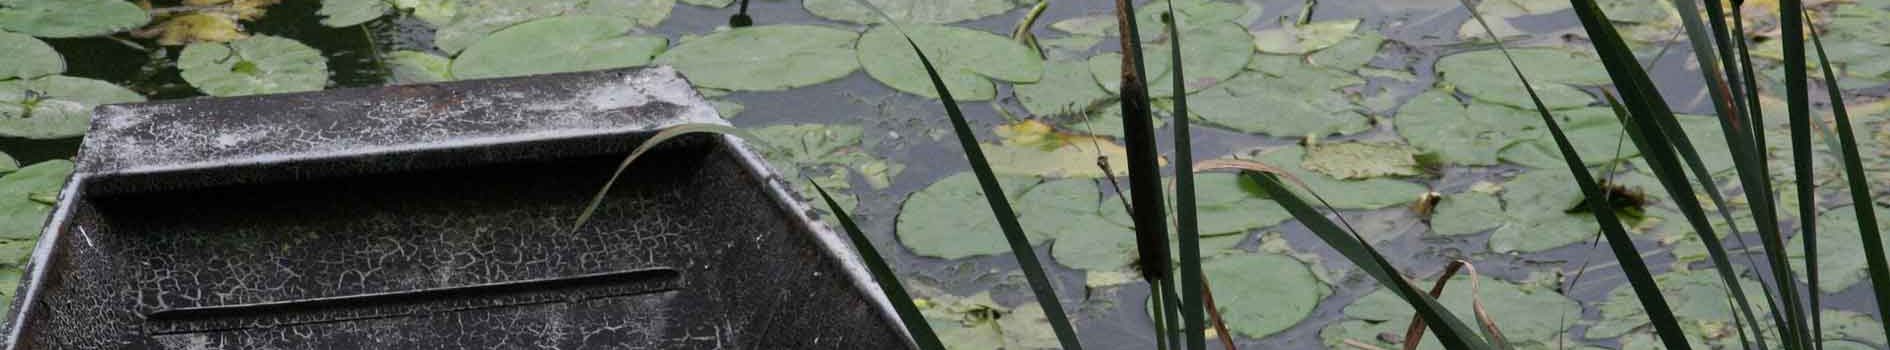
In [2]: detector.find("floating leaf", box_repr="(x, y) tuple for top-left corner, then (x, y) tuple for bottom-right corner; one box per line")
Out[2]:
(1789, 205), (1890, 292)
(178, 35), (329, 96)
(1306, 31), (1384, 71)
(1247, 146), (1427, 209)
(1455, 0), (1569, 40)
(319, 0), (391, 27)
(0, 269), (17, 315)
(1394, 89), (1537, 166)
(1252, 18), (1360, 54)
(1048, 0), (1247, 37)
(430, 0), (671, 54)
(393, 0), (456, 26)
(149, 13), (248, 46)
(894, 173), (1042, 259)
(1014, 60), (1108, 117)
(1436, 48), (1609, 109)
(1085, 23), (1255, 96)
(919, 292), (1058, 349)
(0, 30), (59, 79)
(385, 50), (451, 84)
(656, 25), (860, 91)
(857, 24), (1040, 100)
(0, 152), (16, 173)
(452, 16), (666, 80)
(980, 120), (1145, 178)
(1099, 173), (1293, 237)
(1496, 106), (1641, 168)
(1587, 268), (1771, 339)
(1301, 141), (1422, 179)
(1327, 275), (1580, 349)
(1052, 223), (1243, 287)
(1488, 170), (1599, 253)
(0, 0), (149, 38)
(1202, 252), (1327, 338)
(0, 76), (144, 139)
(0, 160), (70, 240)
(1429, 192), (1504, 235)
(0, 238), (32, 266)
(802, 0), (1025, 25)
(1191, 70), (1368, 138)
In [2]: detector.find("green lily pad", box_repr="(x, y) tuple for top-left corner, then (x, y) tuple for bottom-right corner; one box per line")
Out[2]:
(1248, 146), (1428, 210)
(897, 173), (1084, 259)
(0, 0), (149, 38)
(1789, 205), (1890, 292)
(1587, 268), (1771, 339)
(320, 0), (391, 27)
(1014, 60), (1108, 117)
(1085, 23), (1256, 96)
(0, 160), (70, 240)
(1203, 252), (1327, 338)
(452, 16), (667, 80)
(1455, 0), (1569, 40)
(1052, 222), (1245, 287)
(681, 0), (735, 7)
(0, 30), (60, 80)
(857, 24), (1041, 100)
(1252, 18), (1360, 54)
(1394, 89), (1538, 166)
(0, 76), (144, 139)
(1822, 309), (1888, 346)
(1302, 141), (1422, 179)
(747, 123), (902, 196)
(1062, 103), (1167, 139)
(1488, 170), (1600, 252)
(385, 50), (452, 84)
(1430, 191), (1504, 235)
(1306, 31), (1385, 71)
(393, 0), (457, 26)
(1099, 173), (1294, 237)
(178, 35), (329, 97)
(656, 25), (860, 91)
(1497, 106), (1641, 168)
(919, 292), (1057, 349)
(802, 0), (1025, 25)
(0, 238), (32, 266)
(0, 268), (16, 314)
(1436, 48), (1609, 109)
(1190, 70), (1369, 138)
(0, 152), (16, 173)
(1048, 0), (1249, 38)
(1328, 275), (1579, 349)
(981, 120), (1140, 179)
(430, 0), (672, 54)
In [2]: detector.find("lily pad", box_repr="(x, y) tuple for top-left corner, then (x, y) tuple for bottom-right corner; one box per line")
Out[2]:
(0, 238), (31, 266)
(394, 0), (457, 26)
(0, 31), (60, 79)
(897, 173), (1096, 259)
(1394, 89), (1537, 166)
(1301, 141), (1422, 179)
(802, 0), (1025, 25)
(0, 160), (70, 240)
(1203, 252), (1327, 338)
(178, 35), (329, 97)
(1497, 106), (1641, 168)
(149, 13), (248, 46)
(0, 152), (16, 173)
(1789, 205), (1890, 292)
(1587, 268), (1770, 339)
(1429, 191), (1504, 235)
(1062, 103), (1166, 139)
(385, 50), (452, 84)
(681, 0), (735, 7)
(0, 76), (145, 139)
(0, 0), (149, 38)
(857, 24), (1041, 100)
(430, 0), (672, 54)
(1052, 222), (1245, 287)
(918, 292), (1057, 349)
(1252, 18), (1360, 54)
(655, 25), (860, 91)
(1047, 0), (1249, 38)
(320, 0), (391, 27)
(1455, 0), (1569, 40)
(1084, 23), (1256, 96)
(452, 16), (667, 80)
(980, 120), (1143, 179)
(1014, 60), (1108, 117)
(1248, 146), (1428, 210)
(1488, 170), (1600, 253)
(1327, 275), (1579, 349)
(1306, 31), (1384, 71)
(1436, 48), (1609, 109)
(1099, 173), (1294, 237)
(748, 123), (901, 195)
(1190, 70), (1369, 138)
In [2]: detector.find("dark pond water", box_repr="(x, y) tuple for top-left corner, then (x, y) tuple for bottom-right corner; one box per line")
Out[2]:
(17, 0), (1890, 349)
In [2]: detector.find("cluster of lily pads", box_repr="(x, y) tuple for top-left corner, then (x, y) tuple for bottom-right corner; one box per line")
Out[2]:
(2, 0), (1889, 347)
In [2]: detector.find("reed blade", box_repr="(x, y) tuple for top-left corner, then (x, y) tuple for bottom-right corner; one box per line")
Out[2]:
(574, 124), (749, 231)
(810, 182), (946, 350)
(1809, 18), (1890, 342)
(1780, 0), (1819, 346)
(1162, 0), (1205, 348)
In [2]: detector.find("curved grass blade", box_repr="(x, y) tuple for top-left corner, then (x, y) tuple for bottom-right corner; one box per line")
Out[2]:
(847, 2), (1083, 347)
(1399, 260), (1510, 350)
(1809, 19), (1890, 341)
(1475, 1), (1691, 347)
(1729, 0), (1801, 341)
(1780, 0), (1819, 346)
(809, 181), (946, 350)
(573, 123), (749, 231)
(1161, 0), (1206, 348)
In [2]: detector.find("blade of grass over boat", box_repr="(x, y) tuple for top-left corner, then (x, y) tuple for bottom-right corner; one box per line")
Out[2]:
(810, 181), (945, 350)
(1160, 1), (1206, 348)
(849, 2), (1082, 347)
(574, 124), (750, 231)
(1779, 0), (1820, 346)
(1216, 164), (1489, 350)
(1809, 19), (1890, 340)
(1472, 2), (1691, 348)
